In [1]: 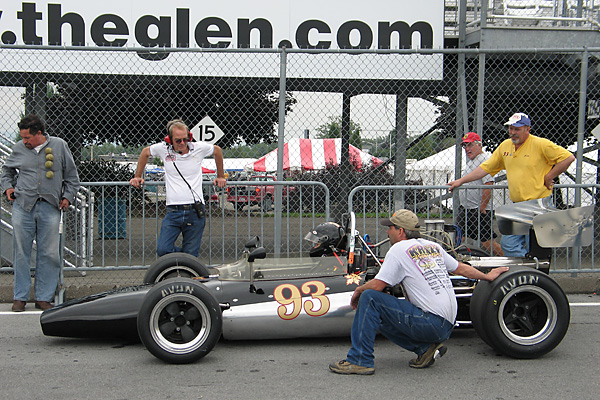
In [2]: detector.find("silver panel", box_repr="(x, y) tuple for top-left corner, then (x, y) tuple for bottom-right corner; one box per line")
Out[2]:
(495, 197), (555, 235)
(533, 205), (594, 248)
(465, 257), (550, 270)
(221, 291), (355, 340)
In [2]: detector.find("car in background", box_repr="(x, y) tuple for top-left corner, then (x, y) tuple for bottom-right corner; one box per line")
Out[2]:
(226, 175), (293, 212)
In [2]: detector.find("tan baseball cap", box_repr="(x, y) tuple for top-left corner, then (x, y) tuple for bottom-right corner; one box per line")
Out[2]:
(380, 209), (420, 231)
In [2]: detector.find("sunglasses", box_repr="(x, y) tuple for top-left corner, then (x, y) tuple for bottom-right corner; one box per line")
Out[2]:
(174, 138), (190, 144)
(461, 142), (476, 149)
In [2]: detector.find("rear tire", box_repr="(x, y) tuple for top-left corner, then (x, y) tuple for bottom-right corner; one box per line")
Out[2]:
(143, 253), (209, 284)
(470, 266), (570, 358)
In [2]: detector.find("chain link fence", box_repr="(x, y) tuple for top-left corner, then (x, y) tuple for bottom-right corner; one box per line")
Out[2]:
(1, 44), (600, 292)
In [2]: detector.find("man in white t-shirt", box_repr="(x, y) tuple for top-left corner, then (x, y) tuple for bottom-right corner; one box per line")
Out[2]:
(130, 119), (227, 257)
(329, 209), (507, 375)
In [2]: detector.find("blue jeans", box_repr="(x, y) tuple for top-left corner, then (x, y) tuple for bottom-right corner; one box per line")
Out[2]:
(12, 201), (61, 302)
(157, 206), (206, 257)
(346, 290), (455, 368)
(501, 234), (529, 257)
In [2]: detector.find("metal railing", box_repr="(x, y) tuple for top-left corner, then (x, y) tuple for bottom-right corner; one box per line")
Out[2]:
(348, 183), (599, 273)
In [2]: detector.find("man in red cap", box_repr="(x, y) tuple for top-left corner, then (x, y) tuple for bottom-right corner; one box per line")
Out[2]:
(457, 132), (503, 255)
(448, 113), (574, 256)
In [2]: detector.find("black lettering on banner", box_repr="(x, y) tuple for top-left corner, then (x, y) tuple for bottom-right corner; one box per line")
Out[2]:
(48, 4), (85, 46)
(337, 20), (372, 49)
(4, 4), (437, 59)
(135, 15), (171, 47)
(91, 14), (129, 46)
(296, 19), (331, 49)
(176, 8), (189, 48)
(237, 18), (273, 48)
(378, 21), (433, 49)
(195, 17), (232, 48)
(17, 2), (42, 45)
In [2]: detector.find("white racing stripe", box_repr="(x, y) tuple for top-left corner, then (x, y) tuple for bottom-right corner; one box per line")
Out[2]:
(0, 311), (42, 315)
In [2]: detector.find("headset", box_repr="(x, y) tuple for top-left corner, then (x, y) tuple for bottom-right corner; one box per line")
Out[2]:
(164, 119), (193, 145)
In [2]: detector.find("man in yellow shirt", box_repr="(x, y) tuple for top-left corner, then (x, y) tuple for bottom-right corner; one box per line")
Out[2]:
(448, 113), (574, 256)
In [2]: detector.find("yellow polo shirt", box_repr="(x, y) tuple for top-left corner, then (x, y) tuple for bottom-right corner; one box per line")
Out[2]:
(480, 135), (572, 202)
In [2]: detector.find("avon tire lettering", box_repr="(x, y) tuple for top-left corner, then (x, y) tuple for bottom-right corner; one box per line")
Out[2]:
(499, 275), (539, 296)
(160, 284), (195, 297)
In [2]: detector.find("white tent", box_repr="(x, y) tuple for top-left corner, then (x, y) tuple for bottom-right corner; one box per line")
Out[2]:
(202, 158), (257, 172)
(407, 145), (461, 186)
(406, 145), (510, 208)
(246, 138), (384, 172)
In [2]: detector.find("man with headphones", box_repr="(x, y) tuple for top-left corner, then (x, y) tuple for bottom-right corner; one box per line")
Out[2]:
(130, 119), (227, 257)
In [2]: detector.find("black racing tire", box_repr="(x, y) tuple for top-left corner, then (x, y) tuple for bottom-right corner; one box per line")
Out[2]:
(471, 266), (570, 359)
(469, 280), (493, 347)
(143, 253), (209, 284)
(457, 247), (490, 257)
(137, 278), (222, 364)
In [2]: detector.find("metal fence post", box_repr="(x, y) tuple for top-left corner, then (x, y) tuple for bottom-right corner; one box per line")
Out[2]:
(274, 47), (288, 256)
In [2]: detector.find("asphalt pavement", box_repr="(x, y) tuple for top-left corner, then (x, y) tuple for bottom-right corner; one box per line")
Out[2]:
(1, 294), (599, 400)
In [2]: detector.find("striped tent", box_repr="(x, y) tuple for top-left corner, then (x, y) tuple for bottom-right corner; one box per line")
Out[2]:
(249, 138), (384, 172)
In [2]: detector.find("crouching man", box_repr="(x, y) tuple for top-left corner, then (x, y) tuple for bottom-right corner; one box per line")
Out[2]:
(329, 209), (508, 375)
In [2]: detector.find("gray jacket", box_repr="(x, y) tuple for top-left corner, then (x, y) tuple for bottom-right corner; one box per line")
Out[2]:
(1, 136), (80, 212)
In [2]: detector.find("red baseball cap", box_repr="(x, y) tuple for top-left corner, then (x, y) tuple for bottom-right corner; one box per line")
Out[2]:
(462, 132), (481, 143)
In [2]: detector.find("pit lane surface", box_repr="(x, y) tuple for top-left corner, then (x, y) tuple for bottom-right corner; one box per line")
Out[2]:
(1, 294), (599, 400)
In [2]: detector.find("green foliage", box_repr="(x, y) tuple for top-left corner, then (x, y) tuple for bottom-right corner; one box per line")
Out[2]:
(44, 80), (297, 154)
(316, 116), (362, 148)
(407, 132), (454, 160)
(223, 143), (278, 158)
(77, 159), (135, 198)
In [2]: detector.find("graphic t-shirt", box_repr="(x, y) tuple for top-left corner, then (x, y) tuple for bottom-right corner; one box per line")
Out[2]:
(375, 239), (459, 323)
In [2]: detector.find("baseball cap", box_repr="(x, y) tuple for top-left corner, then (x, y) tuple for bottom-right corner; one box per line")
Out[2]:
(504, 113), (531, 127)
(462, 132), (481, 143)
(380, 209), (420, 231)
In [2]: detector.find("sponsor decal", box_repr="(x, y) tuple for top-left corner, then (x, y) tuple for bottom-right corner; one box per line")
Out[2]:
(160, 283), (195, 297)
(499, 274), (540, 296)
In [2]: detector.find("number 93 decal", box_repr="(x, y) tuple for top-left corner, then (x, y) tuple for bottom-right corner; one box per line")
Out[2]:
(273, 281), (331, 320)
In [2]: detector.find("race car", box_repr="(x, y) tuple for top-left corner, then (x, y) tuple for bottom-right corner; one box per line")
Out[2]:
(40, 202), (593, 364)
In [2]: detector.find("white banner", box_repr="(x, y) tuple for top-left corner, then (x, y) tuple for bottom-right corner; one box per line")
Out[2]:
(0, 0), (444, 79)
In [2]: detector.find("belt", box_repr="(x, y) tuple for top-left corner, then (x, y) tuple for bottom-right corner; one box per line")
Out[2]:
(37, 198), (48, 203)
(168, 204), (194, 210)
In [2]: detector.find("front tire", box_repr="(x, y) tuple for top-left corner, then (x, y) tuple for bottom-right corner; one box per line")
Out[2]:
(137, 278), (222, 364)
(143, 253), (209, 284)
(470, 266), (570, 359)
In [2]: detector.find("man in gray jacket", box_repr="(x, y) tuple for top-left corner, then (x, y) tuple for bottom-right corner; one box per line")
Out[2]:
(1, 115), (80, 312)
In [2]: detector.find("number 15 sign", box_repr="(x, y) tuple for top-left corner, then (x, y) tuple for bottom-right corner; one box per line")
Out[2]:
(190, 116), (224, 145)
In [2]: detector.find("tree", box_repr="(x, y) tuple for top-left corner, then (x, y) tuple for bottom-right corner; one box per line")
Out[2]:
(44, 76), (296, 162)
(315, 116), (362, 148)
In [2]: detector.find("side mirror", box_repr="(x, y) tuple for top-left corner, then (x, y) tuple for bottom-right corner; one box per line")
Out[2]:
(245, 236), (260, 249)
(248, 247), (267, 263)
